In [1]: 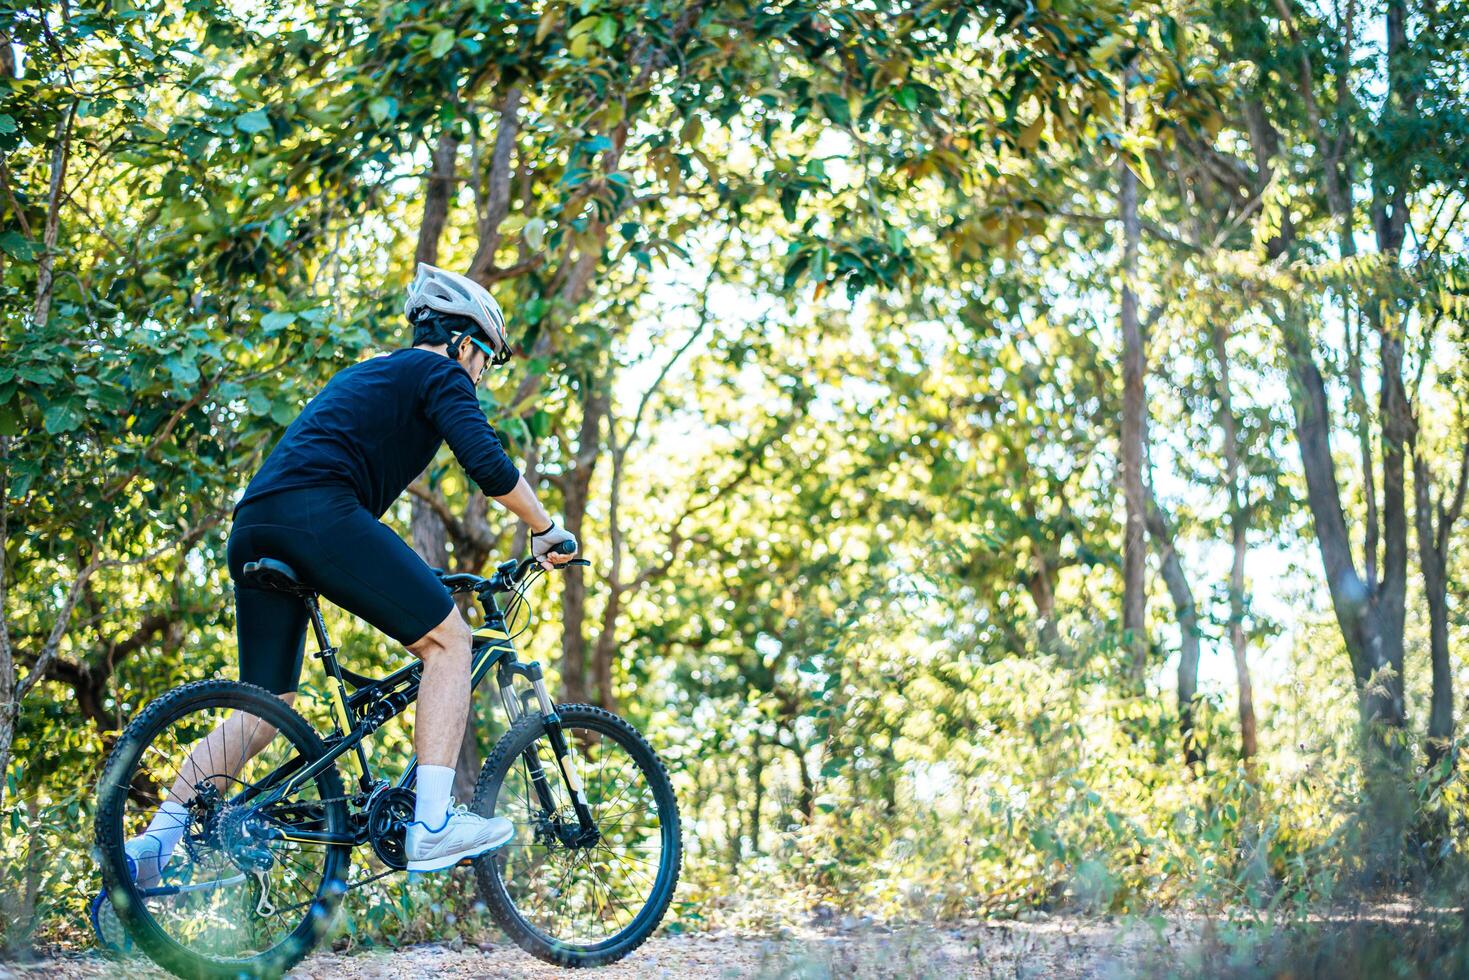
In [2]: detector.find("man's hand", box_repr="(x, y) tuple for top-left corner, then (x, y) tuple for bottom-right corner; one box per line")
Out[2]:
(530, 521), (578, 570)
(492, 479), (579, 568)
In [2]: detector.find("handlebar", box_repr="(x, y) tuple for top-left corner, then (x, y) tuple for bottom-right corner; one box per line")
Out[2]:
(434, 540), (586, 598)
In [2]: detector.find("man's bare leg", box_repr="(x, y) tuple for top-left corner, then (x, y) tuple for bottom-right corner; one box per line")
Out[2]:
(127, 693), (295, 886)
(162, 601), (471, 809)
(405, 607), (474, 830)
(160, 693), (296, 807)
(398, 605), (512, 868)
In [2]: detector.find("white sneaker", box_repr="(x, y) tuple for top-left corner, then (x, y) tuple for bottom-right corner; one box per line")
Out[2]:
(405, 806), (514, 873)
(124, 834), (171, 889)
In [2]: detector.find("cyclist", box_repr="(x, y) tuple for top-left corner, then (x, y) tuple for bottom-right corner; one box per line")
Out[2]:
(121, 264), (577, 882)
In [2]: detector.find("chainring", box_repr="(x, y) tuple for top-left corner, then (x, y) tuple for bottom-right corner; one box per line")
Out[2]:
(366, 787), (416, 870)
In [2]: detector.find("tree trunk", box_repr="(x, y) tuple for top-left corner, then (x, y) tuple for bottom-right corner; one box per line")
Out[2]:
(748, 739), (765, 856)
(1413, 419), (1467, 772)
(1143, 488), (1202, 769)
(559, 382), (608, 704)
(0, 438), (14, 810)
(1118, 90), (1148, 683)
(1213, 325), (1258, 765)
(414, 132), (461, 268)
(1228, 516), (1257, 764)
(781, 729), (814, 824)
(1374, 310), (1412, 727)
(591, 590), (619, 712)
(1279, 313), (1404, 734)
(31, 103), (75, 328)
(1242, 11), (1411, 746)
(1417, 459), (1454, 768)
(794, 742), (814, 824)
(1026, 538), (1062, 653)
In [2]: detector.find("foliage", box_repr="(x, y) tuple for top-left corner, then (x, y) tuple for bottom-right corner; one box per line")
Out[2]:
(2, 0), (1469, 972)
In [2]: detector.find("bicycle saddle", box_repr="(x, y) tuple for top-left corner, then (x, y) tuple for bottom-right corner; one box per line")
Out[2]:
(241, 558), (315, 596)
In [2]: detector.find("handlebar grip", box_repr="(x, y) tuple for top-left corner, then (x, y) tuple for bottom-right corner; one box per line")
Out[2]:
(551, 539), (577, 556)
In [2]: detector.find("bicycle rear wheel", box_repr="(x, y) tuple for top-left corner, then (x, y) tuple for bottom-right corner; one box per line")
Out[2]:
(472, 703), (682, 967)
(95, 679), (351, 978)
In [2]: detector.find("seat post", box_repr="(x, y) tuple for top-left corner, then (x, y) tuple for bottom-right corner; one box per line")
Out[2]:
(302, 594), (374, 786)
(303, 595), (332, 654)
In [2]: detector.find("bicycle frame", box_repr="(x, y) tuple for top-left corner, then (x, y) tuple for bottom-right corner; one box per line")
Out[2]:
(234, 575), (596, 849)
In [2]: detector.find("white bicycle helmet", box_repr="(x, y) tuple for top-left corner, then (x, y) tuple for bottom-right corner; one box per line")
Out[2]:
(404, 263), (512, 365)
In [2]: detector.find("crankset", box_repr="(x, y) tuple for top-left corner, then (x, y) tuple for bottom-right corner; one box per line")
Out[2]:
(365, 786), (416, 870)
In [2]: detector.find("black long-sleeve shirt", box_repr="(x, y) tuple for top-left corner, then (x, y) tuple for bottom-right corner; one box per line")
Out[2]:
(237, 348), (520, 518)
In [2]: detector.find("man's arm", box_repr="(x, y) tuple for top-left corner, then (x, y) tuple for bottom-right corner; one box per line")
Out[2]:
(493, 476), (578, 568)
(492, 476), (552, 532)
(418, 361), (578, 567)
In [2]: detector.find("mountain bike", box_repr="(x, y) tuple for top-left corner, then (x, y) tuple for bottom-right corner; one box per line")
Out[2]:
(92, 543), (681, 978)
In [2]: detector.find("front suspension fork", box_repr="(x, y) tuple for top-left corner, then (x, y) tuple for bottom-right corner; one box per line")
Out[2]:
(518, 675), (596, 836)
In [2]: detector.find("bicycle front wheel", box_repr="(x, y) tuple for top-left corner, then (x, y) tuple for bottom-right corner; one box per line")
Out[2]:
(94, 679), (351, 978)
(472, 703), (682, 967)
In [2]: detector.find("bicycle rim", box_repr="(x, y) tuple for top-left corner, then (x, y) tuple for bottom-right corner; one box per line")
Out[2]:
(96, 680), (350, 977)
(473, 704), (681, 965)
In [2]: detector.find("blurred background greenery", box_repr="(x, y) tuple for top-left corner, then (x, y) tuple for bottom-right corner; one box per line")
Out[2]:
(3, 0), (1469, 974)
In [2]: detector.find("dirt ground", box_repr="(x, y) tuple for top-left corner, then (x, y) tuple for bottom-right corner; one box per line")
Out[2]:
(0, 916), (1182, 979)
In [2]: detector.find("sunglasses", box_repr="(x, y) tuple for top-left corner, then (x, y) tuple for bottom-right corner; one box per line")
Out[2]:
(464, 335), (511, 367)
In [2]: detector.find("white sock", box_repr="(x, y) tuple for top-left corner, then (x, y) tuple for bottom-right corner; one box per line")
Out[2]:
(142, 800), (190, 856)
(415, 765), (455, 830)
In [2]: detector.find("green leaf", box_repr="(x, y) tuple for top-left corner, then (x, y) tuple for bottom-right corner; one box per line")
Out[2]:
(523, 217), (547, 251)
(0, 114), (15, 134)
(246, 390), (271, 417)
(529, 409), (551, 438)
(594, 16), (617, 47)
(0, 398), (21, 437)
(429, 28), (456, 58)
(261, 311), (296, 333)
(817, 92), (850, 126)
(165, 354), (201, 384)
(0, 231), (38, 261)
(270, 399), (297, 426)
(568, 14), (600, 38)
(42, 400), (82, 434)
(235, 109), (271, 134)
(369, 97), (399, 125)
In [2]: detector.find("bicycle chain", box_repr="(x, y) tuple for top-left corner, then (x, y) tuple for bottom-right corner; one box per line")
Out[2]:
(268, 865), (402, 918)
(261, 789), (406, 917)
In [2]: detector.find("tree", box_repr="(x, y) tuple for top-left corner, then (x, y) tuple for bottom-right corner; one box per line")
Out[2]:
(1119, 84), (1149, 685)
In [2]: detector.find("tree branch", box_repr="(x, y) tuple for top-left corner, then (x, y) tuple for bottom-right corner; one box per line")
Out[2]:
(626, 246), (726, 450)
(407, 480), (490, 552)
(15, 547), (103, 703)
(31, 100), (78, 327)
(468, 87), (524, 283)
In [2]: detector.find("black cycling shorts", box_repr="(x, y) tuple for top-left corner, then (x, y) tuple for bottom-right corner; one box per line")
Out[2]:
(226, 487), (456, 694)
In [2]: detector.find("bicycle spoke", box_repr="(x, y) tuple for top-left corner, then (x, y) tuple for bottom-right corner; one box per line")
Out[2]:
(488, 718), (673, 951)
(108, 691), (346, 967)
